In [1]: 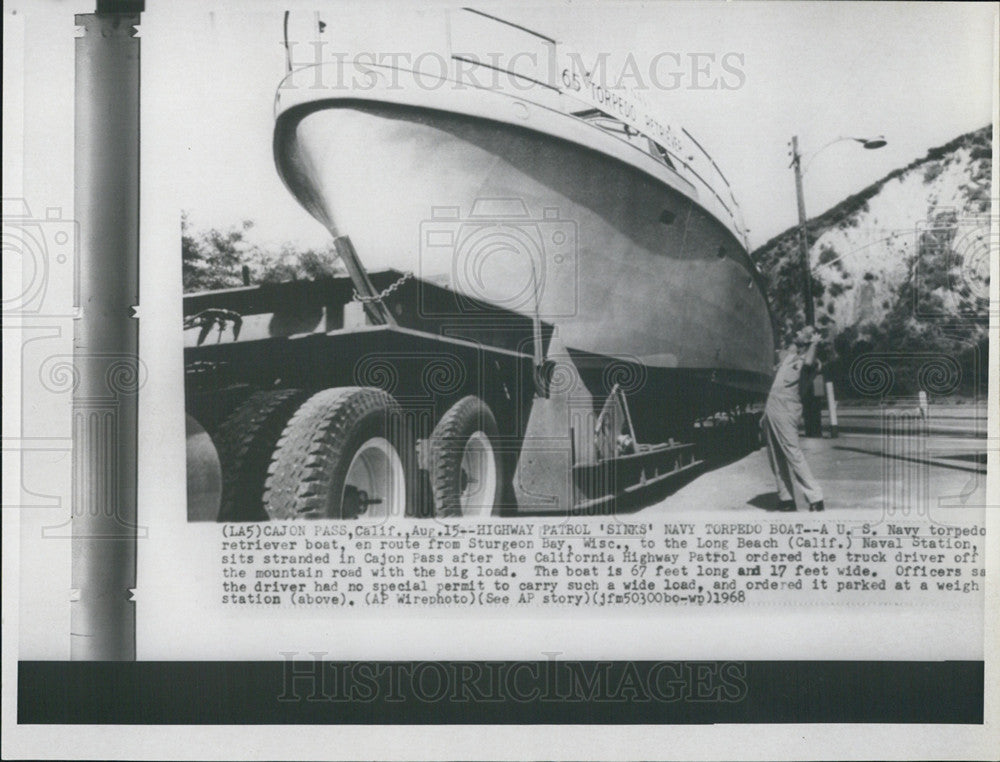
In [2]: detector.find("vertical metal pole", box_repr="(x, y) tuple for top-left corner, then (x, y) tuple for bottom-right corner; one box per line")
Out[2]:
(333, 235), (396, 326)
(791, 135), (822, 437)
(825, 380), (838, 438)
(791, 136), (814, 326)
(72, 6), (141, 660)
(530, 261), (546, 396)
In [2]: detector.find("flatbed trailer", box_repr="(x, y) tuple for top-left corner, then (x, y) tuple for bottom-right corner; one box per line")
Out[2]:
(185, 237), (758, 521)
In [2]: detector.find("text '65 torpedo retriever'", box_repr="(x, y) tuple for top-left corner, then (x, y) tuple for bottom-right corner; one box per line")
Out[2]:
(183, 9), (775, 521)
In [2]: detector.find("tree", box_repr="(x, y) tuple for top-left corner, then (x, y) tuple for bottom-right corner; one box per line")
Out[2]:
(181, 214), (346, 292)
(182, 214), (256, 292)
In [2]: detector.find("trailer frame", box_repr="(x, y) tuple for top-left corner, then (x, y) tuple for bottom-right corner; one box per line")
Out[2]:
(183, 237), (751, 520)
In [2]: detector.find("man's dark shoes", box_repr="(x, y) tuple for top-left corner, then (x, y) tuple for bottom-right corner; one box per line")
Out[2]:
(777, 500), (797, 512)
(809, 500), (825, 512)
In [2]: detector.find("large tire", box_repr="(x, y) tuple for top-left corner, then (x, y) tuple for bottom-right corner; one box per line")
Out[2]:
(186, 414), (222, 521)
(263, 387), (410, 520)
(214, 389), (308, 521)
(430, 395), (503, 517)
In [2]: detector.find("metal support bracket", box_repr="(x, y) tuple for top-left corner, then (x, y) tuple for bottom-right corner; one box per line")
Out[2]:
(333, 234), (397, 327)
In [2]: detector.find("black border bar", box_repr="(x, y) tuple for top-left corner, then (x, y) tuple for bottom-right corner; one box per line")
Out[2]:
(18, 660), (983, 725)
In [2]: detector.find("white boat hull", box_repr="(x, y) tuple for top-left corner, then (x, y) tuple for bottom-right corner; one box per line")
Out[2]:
(275, 100), (773, 387)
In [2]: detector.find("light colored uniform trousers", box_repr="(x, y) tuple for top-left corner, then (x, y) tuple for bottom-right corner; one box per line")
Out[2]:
(762, 398), (823, 504)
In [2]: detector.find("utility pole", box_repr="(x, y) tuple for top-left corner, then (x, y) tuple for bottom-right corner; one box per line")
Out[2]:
(790, 135), (815, 326)
(788, 133), (886, 438)
(790, 135), (821, 437)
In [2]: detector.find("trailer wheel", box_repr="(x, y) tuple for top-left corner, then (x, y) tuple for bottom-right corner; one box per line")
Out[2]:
(186, 414), (222, 521)
(430, 396), (502, 517)
(263, 387), (409, 520)
(214, 389), (309, 521)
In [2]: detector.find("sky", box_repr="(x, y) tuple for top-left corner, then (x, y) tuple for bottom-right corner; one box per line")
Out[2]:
(15, 0), (995, 252)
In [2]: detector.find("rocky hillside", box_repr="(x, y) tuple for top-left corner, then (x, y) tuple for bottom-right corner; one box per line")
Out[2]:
(752, 125), (991, 398)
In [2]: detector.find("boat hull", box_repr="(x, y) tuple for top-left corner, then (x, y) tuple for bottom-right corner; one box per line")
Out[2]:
(274, 100), (774, 403)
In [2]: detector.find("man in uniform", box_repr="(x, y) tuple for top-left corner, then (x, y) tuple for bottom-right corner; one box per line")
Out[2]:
(761, 326), (825, 512)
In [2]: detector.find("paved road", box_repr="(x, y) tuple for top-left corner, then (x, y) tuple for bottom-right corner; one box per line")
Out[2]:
(640, 433), (990, 517)
(822, 403), (987, 438)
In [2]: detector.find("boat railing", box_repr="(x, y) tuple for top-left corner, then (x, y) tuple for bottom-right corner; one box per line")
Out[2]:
(572, 105), (748, 247)
(443, 6), (748, 239)
(681, 127), (745, 225)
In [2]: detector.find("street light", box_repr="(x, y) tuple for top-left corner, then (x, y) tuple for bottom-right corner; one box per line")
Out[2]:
(789, 134), (886, 439)
(858, 136), (887, 149)
(790, 134), (887, 325)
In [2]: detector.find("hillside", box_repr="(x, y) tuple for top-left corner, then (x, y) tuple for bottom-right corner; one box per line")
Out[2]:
(752, 125), (992, 398)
